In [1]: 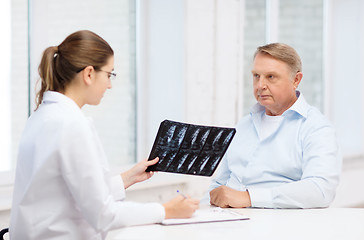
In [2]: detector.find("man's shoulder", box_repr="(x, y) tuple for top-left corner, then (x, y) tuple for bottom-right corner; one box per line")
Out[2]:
(305, 105), (331, 124)
(236, 114), (254, 127)
(300, 106), (336, 137)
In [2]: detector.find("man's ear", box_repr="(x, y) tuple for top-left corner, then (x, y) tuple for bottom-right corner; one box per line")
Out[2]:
(82, 66), (94, 86)
(293, 71), (303, 89)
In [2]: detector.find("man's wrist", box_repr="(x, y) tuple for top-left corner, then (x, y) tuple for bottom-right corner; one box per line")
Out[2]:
(244, 190), (252, 207)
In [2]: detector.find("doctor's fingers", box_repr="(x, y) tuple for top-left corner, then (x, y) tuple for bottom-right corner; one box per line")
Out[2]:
(144, 157), (159, 166)
(183, 198), (200, 207)
(182, 199), (200, 216)
(132, 157), (158, 172)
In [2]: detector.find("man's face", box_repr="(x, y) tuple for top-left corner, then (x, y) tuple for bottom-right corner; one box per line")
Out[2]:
(251, 52), (302, 116)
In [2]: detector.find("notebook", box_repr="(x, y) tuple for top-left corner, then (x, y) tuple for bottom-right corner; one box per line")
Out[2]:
(146, 120), (236, 176)
(161, 207), (249, 225)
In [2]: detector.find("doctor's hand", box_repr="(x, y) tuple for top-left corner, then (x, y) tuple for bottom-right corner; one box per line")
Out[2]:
(163, 195), (200, 219)
(209, 186), (251, 208)
(121, 157), (159, 189)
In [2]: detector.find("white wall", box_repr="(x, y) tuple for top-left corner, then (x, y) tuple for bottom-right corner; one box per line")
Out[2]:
(326, 0), (364, 158)
(184, 0), (245, 126)
(325, 0), (364, 206)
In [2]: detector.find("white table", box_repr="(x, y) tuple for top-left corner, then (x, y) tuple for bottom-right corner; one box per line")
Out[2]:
(107, 207), (364, 240)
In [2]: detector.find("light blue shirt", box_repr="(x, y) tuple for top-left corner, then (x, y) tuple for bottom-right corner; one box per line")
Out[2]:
(209, 91), (342, 208)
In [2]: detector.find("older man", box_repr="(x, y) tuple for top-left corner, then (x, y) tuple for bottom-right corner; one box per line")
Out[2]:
(208, 43), (342, 209)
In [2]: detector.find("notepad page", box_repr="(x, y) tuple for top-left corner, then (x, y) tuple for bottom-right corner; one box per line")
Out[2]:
(161, 207), (249, 225)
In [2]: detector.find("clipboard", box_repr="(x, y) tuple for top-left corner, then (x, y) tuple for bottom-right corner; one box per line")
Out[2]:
(146, 120), (236, 176)
(161, 207), (249, 225)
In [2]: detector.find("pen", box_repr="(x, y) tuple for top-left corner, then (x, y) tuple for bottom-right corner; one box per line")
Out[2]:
(177, 190), (187, 199)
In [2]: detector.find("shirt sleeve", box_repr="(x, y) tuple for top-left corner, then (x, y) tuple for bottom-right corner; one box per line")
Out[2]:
(59, 119), (165, 231)
(202, 155), (233, 203)
(209, 156), (231, 189)
(248, 123), (342, 209)
(110, 175), (125, 201)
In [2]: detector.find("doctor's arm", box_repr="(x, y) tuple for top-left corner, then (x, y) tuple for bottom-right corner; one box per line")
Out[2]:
(61, 124), (169, 229)
(121, 157), (200, 218)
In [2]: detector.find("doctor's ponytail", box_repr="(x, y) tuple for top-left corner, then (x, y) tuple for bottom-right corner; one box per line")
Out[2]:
(36, 30), (114, 109)
(36, 46), (59, 109)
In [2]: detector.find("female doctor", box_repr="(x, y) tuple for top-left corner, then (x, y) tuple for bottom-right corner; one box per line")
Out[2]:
(9, 30), (199, 240)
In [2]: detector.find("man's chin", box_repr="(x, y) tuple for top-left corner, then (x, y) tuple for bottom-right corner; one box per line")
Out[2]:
(258, 99), (272, 106)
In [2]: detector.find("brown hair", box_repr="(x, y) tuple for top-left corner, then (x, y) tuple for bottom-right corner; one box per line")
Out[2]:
(36, 30), (114, 109)
(254, 43), (302, 75)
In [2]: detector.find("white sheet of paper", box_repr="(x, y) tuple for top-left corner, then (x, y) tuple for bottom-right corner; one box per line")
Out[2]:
(161, 207), (249, 225)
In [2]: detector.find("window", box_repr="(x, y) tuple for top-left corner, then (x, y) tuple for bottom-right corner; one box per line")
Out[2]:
(279, 0), (324, 110)
(1, 0), (137, 176)
(1, 0), (29, 176)
(0, 0), (12, 172)
(243, 0), (266, 113)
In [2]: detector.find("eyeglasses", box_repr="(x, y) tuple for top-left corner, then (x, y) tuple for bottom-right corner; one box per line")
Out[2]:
(75, 66), (117, 80)
(99, 70), (117, 80)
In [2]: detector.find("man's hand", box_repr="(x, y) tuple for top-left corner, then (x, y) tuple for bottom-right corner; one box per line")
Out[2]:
(209, 185), (252, 208)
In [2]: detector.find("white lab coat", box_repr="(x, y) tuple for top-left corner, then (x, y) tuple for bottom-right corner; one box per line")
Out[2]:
(10, 91), (165, 240)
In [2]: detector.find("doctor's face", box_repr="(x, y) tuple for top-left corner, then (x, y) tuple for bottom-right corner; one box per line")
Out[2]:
(88, 56), (114, 105)
(251, 52), (302, 116)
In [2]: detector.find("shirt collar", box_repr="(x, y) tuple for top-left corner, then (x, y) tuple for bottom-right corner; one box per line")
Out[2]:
(42, 91), (81, 111)
(286, 91), (309, 118)
(250, 91), (309, 119)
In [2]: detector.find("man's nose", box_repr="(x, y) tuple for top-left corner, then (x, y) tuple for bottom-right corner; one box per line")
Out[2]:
(257, 78), (267, 89)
